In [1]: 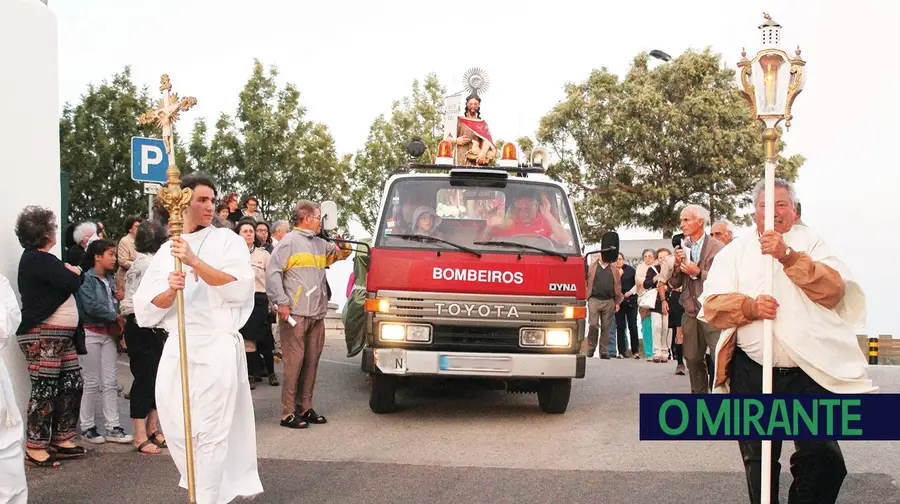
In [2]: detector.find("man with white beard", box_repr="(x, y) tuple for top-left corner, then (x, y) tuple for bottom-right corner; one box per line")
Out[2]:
(0, 274), (27, 503)
(134, 173), (263, 504)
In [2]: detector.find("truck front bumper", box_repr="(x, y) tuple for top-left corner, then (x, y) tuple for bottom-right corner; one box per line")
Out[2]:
(362, 348), (586, 379)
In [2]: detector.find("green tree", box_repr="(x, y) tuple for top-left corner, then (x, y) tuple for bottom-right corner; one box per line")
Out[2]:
(189, 60), (349, 228)
(516, 136), (535, 164)
(347, 74), (445, 234)
(60, 67), (190, 239)
(538, 49), (805, 241)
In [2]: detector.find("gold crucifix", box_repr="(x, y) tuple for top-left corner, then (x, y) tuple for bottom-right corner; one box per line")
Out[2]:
(137, 74), (199, 504)
(139, 74), (197, 159)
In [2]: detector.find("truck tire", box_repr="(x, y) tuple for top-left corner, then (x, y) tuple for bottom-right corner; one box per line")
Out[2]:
(537, 378), (571, 414)
(369, 373), (397, 414)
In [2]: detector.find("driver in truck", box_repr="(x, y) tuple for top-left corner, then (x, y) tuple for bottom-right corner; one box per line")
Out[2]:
(480, 189), (570, 245)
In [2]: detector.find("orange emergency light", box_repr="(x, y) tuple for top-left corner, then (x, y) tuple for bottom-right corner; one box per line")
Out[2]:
(436, 140), (454, 166)
(499, 142), (518, 167)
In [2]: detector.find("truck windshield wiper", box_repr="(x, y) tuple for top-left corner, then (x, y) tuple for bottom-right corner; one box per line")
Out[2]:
(391, 234), (482, 258)
(472, 241), (568, 261)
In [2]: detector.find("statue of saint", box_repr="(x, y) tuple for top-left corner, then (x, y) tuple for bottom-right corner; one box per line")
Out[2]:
(452, 94), (496, 166)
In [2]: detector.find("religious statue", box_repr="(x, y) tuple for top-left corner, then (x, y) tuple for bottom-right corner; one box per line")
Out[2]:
(452, 93), (497, 166)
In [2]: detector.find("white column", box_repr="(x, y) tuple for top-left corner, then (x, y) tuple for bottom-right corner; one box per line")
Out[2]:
(0, 0), (61, 415)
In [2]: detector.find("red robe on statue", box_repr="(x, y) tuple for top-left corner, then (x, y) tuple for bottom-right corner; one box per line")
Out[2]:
(457, 116), (494, 147)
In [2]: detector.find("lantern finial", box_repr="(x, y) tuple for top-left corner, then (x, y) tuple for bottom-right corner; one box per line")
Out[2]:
(758, 13), (782, 47)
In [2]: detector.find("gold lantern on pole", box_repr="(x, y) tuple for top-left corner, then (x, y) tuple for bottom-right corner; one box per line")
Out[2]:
(736, 14), (806, 504)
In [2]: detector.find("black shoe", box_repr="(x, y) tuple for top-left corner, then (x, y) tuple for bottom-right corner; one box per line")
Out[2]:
(249, 380), (256, 390)
(49, 444), (86, 459)
(280, 413), (309, 429)
(300, 408), (327, 424)
(600, 354), (611, 360)
(269, 373), (280, 386)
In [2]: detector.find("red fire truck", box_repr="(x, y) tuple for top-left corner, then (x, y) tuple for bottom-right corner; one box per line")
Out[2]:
(349, 142), (588, 414)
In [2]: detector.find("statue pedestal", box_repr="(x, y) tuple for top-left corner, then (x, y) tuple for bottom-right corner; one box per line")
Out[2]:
(324, 302), (345, 340)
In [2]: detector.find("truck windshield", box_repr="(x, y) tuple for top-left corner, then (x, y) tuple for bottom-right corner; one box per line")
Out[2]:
(375, 176), (581, 256)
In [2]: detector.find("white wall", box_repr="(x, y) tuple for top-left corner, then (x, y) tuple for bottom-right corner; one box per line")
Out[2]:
(0, 0), (61, 414)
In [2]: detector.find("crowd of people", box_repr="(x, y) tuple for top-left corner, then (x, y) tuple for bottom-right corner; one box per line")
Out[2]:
(0, 172), (872, 504)
(0, 173), (352, 503)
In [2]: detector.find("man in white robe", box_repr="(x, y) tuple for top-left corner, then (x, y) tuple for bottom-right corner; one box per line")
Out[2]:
(134, 174), (263, 504)
(0, 274), (27, 503)
(699, 178), (873, 504)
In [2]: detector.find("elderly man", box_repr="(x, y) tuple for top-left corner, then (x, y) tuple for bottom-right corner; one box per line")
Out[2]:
(710, 219), (736, 245)
(66, 222), (97, 267)
(699, 178), (873, 504)
(266, 201), (352, 429)
(669, 204), (724, 393)
(270, 220), (291, 247)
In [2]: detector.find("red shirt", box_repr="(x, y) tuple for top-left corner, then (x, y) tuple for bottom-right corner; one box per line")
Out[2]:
(494, 213), (553, 239)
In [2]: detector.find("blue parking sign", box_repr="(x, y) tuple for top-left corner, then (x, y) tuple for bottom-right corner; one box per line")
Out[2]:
(131, 137), (169, 183)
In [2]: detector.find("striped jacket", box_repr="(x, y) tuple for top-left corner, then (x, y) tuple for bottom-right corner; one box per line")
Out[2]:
(265, 229), (350, 319)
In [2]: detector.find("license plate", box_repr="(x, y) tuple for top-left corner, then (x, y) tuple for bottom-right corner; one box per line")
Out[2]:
(377, 348), (406, 374)
(439, 355), (512, 373)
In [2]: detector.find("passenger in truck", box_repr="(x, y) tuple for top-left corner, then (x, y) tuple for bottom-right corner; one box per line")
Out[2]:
(480, 190), (570, 246)
(412, 206), (443, 238)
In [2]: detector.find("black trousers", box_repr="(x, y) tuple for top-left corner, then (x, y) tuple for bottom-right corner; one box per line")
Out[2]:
(730, 346), (847, 504)
(124, 314), (167, 419)
(615, 300), (639, 355)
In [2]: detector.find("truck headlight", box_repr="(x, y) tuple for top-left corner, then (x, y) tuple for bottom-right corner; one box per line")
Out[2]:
(520, 328), (545, 346)
(405, 324), (432, 343)
(380, 324), (405, 341)
(545, 329), (572, 347)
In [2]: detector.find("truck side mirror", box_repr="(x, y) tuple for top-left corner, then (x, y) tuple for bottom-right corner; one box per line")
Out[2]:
(321, 201), (339, 232)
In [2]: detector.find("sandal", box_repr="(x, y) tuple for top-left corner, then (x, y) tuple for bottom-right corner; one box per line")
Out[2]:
(301, 409), (327, 425)
(49, 444), (86, 459)
(280, 413), (309, 430)
(26, 452), (60, 468)
(149, 431), (167, 449)
(134, 438), (162, 455)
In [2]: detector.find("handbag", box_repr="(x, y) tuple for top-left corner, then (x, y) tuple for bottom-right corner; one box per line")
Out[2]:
(72, 323), (88, 355)
(638, 266), (660, 309)
(638, 288), (658, 310)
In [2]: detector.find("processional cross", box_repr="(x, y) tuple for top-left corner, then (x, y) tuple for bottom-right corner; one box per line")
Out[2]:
(138, 74), (200, 504)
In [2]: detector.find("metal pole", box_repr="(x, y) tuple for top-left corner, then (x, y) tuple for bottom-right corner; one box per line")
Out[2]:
(760, 127), (778, 504)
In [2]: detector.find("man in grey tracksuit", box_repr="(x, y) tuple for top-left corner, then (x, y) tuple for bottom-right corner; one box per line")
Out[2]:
(266, 200), (351, 429)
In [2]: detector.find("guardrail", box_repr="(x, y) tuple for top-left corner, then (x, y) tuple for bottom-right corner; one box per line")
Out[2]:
(857, 335), (899, 365)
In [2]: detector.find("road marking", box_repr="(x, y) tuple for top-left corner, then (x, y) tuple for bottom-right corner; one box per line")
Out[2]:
(117, 356), (358, 368)
(320, 359), (358, 367)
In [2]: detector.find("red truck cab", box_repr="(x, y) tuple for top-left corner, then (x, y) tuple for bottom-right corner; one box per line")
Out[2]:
(361, 165), (587, 414)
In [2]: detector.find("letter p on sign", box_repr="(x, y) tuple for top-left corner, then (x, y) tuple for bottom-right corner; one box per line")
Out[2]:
(141, 144), (162, 174)
(131, 137), (169, 183)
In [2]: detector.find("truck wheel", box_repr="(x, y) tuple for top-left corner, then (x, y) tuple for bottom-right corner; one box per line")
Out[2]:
(537, 378), (571, 414)
(369, 373), (397, 414)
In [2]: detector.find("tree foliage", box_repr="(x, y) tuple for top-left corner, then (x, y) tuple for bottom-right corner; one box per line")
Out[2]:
(538, 49), (805, 241)
(60, 67), (189, 240)
(188, 60), (350, 228)
(346, 74), (445, 234)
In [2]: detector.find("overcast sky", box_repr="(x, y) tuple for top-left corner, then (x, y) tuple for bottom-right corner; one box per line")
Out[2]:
(50, 0), (899, 336)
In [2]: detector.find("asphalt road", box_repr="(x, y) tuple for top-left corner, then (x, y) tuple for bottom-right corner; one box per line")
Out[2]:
(24, 341), (900, 503)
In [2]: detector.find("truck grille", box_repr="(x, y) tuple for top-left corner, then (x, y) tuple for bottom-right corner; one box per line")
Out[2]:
(431, 326), (521, 352)
(374, 290), (578, 324)
(372, 290), (581, 353)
